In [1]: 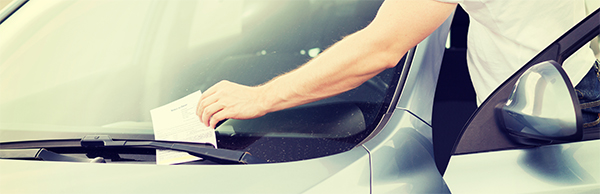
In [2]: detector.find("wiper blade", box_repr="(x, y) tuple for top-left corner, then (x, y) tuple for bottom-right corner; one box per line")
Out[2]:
(82, 135), (266, 164)
(0, 135), (266, 164)
(1, 148), (106, 163)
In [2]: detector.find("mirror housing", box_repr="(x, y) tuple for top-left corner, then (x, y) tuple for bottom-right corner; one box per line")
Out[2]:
(497, 60), (583, 146)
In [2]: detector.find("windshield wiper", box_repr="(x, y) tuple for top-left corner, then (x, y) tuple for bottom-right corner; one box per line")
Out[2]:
(0, 135), (266, 164)
(1, 148), (107, 163)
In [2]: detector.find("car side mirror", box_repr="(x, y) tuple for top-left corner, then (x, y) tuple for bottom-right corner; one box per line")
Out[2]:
(497, 60), (583, 146)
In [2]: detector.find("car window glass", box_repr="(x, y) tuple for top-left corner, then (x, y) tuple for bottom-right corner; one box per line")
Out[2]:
(0, 0), (400, 162)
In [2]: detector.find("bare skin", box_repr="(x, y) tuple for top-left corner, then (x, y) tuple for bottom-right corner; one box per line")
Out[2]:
(197, 0), (457, 129)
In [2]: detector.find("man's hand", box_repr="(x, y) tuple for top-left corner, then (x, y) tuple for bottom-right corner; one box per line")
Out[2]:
(196, 80), (269, 129)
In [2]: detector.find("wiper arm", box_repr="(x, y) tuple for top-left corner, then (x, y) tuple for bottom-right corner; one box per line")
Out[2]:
(0, 135), (267, 164)
(81, 135), (266, 164)
(1, 148), (106, 163)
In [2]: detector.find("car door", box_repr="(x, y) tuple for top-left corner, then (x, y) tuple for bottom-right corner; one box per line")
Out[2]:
(443, 8), (600, 194)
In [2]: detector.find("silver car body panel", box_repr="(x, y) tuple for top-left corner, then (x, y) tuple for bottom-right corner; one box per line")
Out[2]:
(445, 139), (600, 194)
(365, 111), (450, 193)
(362, 12), (453, 194)
(0, 145), (371, 194)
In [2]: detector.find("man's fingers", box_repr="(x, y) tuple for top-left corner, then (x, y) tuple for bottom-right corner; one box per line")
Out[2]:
(200, 81), (226, 100)
(201, 103), (224, 127)
(209, 111), (230, 129)
(197, 95), (219, 117)
(197, 80), (234, 118)
(195, 80), (267, 128)
(201, 80), (231, 100)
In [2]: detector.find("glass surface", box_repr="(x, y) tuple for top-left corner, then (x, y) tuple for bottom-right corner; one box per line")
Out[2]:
(0, 0), (401, 162)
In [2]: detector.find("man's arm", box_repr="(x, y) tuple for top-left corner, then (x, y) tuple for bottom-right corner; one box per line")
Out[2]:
(197, 0), (457, 128)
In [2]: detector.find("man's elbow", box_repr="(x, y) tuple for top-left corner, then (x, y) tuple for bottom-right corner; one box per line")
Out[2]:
(347, 27), (409, 70)
(383, 53), (404, 69)
(363, 31), (411, 69)
(378, 42), (409, 69)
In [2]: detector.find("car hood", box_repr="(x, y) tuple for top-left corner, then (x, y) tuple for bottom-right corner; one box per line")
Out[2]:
(0, 145), (370, 194)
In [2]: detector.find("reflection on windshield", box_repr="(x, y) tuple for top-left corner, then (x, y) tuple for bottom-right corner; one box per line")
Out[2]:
(0, 0), (399, 162)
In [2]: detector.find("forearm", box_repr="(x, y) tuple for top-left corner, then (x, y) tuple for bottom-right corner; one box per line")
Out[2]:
(258, 0), (457, 113)
(259, 28), (406, 113)
(197, 0), (457, 128)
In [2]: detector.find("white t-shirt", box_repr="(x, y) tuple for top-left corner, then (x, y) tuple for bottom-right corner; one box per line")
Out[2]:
(436, 0), (597, 104)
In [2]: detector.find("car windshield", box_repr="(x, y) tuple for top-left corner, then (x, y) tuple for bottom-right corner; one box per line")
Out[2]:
(0, 0), (402, 162)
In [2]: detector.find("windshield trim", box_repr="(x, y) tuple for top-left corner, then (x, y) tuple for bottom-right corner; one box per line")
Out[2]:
(0, 0), (27, 24)
(356, 47), (414, 146)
